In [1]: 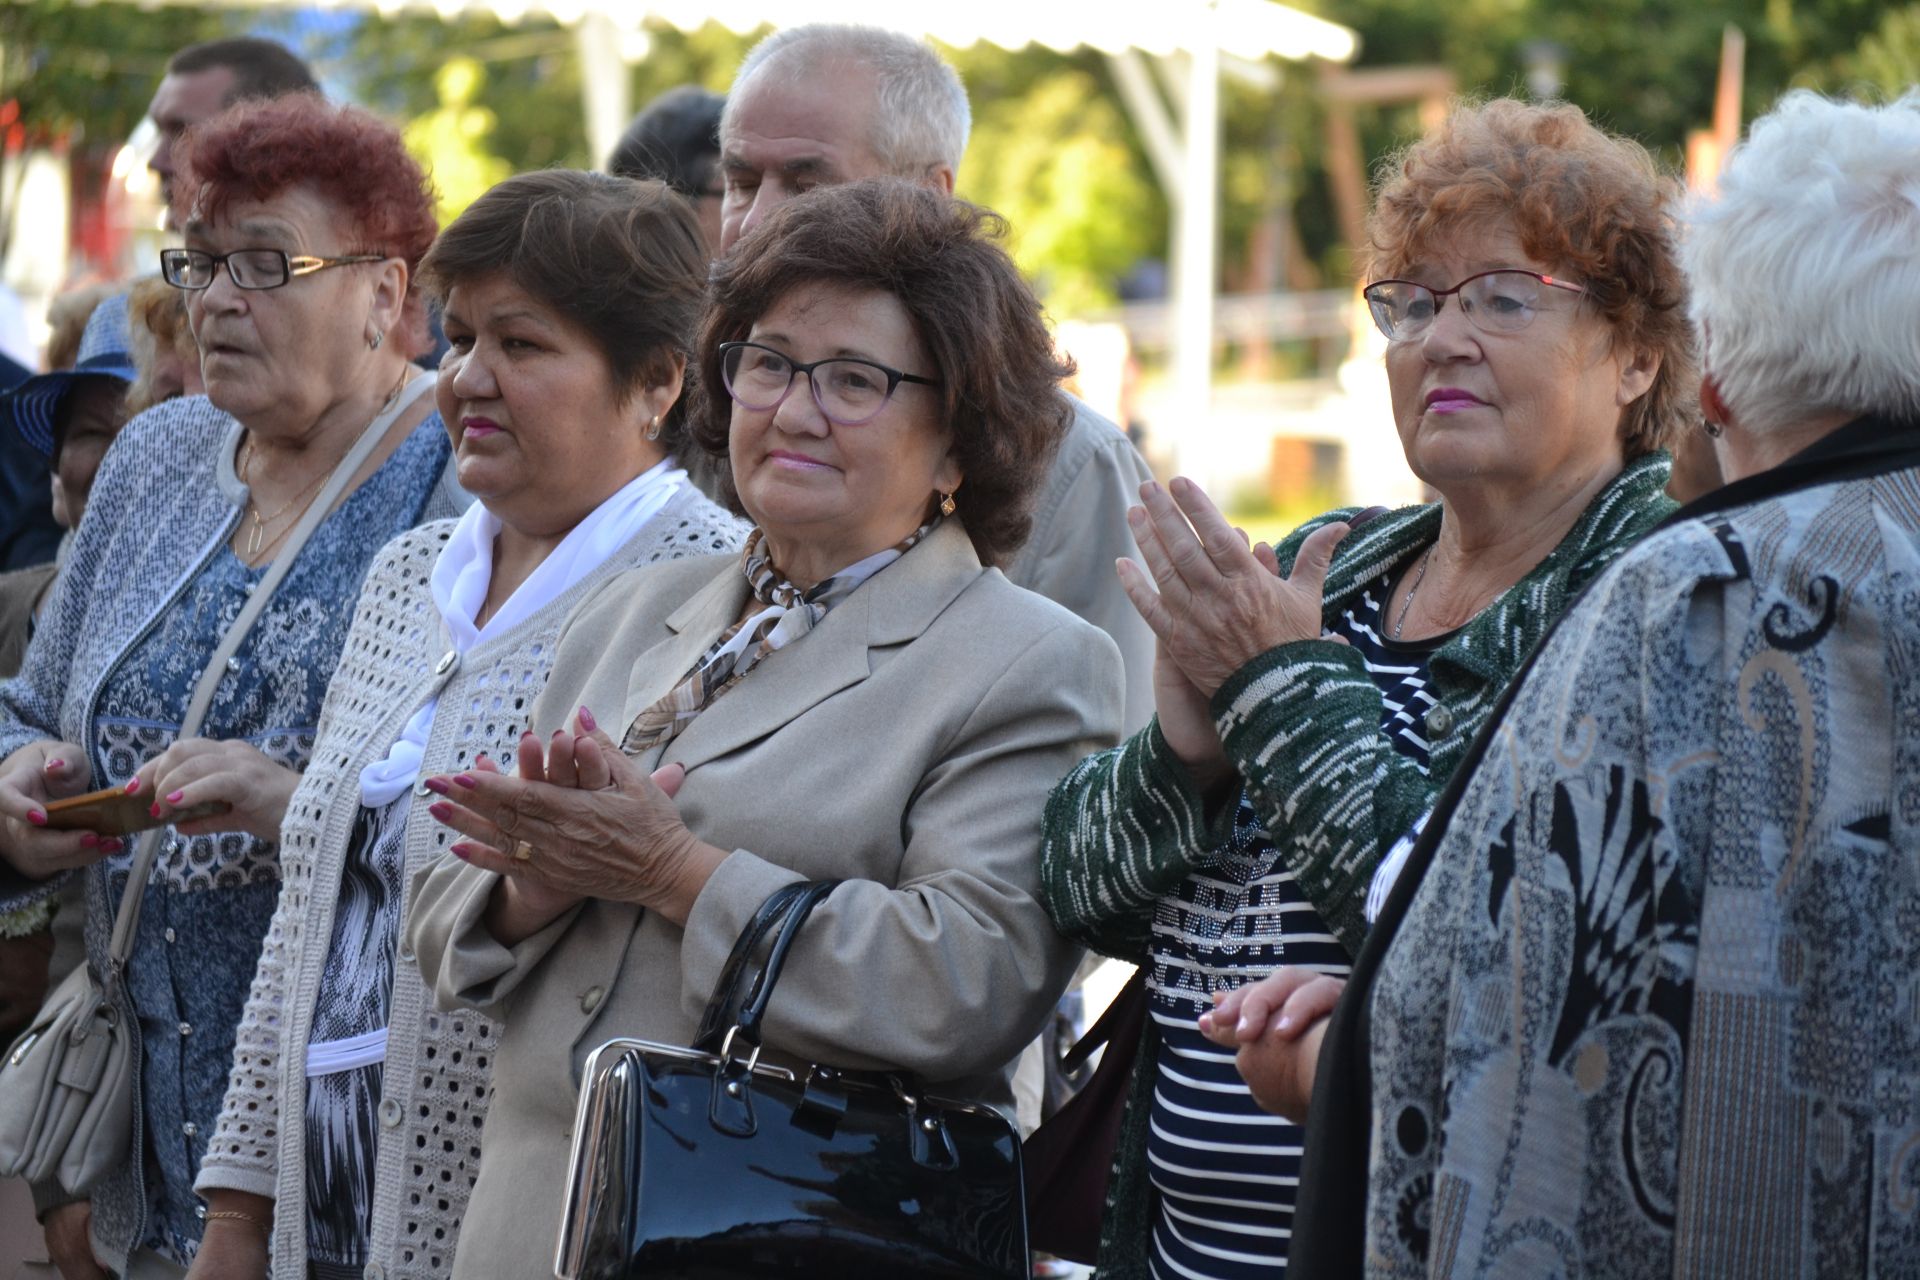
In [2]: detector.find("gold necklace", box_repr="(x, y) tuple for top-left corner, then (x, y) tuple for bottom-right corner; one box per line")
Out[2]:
(1391, 546), (1436, 640)
(237, 370), (413, 560)
(238, 439), (334, 557)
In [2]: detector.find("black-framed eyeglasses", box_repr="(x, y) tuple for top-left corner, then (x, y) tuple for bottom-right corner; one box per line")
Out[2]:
(1362, 269), (1586, 341)
(718, 340), (941, 427)
(159, 247), (386, 292)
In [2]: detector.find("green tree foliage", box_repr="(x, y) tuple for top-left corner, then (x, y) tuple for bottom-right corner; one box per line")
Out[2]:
(0, 1), (234, 144)
(1825, 4), (1920, 95)
(959, 68), (1163, 312)
(401, 57), (511, 226)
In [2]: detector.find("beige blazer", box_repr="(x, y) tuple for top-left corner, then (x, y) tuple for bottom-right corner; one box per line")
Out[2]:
(407, 518), (1123, 1278)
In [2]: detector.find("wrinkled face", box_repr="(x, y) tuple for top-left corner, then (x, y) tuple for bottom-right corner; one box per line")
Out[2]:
(49, 378), (131, 530)
(437, 274), (668, 539)
(728, 282), (960, 574)
(148, 66), (235, 209)
(1383, 221), (1638, 500)
(718, 66), (888, 256)
(184, 185), (387, 434)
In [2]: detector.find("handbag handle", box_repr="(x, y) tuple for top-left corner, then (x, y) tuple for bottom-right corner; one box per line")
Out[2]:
(102, 373), (434, 984)
(694, 880), (839, 1058)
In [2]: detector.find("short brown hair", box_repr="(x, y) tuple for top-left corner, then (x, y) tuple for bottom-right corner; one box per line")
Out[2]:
(694, 180), (1072, 566)
(417, 170), (708, 453)
(1365, 98), (1697, 458)
(167, 38), (317, 103)
(124, 276), (194, 416)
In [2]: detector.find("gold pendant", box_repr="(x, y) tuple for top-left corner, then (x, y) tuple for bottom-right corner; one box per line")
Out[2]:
(245, 515), (265, 558)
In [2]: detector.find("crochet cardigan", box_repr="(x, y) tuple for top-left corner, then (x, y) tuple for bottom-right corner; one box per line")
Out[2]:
(193, 485), (746, 1279)
(0, 394), (465, 1272)
(1038, 451), (1676, 1280)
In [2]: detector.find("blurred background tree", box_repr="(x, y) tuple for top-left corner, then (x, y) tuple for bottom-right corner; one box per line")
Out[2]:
(2, 0), (1914, 309)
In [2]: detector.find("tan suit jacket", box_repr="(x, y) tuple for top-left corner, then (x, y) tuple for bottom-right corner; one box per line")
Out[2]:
(407, 519), (1123, 1278)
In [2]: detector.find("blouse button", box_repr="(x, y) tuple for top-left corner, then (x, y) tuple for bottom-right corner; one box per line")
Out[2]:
(1427, 705), (1455, 739)
(225, 656), (241, 674)
(435, 651), (459, 676)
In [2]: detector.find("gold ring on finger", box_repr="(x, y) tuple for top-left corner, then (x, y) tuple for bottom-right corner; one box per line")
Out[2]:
(511, 839), (535, 863)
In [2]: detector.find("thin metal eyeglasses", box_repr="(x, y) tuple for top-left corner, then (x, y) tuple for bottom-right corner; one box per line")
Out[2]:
(718, 340), (941, 427)
(1363, 269), (1586, 341)
(159, 247), (386, 292)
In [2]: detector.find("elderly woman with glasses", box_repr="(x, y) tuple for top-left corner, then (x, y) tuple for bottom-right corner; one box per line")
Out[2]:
(0, 95), (461, 1278)
(1290, 90), (1920, 1280)
(405, 179), (1123, 1278)
(1037, 98), (1696, 1280)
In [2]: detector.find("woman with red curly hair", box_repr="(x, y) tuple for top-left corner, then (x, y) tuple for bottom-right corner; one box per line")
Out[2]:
(0, 94), (463, 1278)
(1038, 98), (1696, 1280)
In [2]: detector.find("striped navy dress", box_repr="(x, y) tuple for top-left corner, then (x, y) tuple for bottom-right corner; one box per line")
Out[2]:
(1145, 570), (1450, 1277)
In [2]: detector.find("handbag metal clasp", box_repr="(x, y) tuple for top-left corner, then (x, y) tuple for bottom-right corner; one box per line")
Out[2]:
(710, 1025), (761, 1138)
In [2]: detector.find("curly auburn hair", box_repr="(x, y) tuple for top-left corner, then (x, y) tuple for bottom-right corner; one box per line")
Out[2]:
(693, 179), (1073, 567)
(417, 171), (708, 455)
(173, 95), (437, 288)
(1364, 98), (1698, 458)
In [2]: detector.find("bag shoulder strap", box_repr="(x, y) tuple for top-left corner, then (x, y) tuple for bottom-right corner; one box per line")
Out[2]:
(104, 372), (435, 974)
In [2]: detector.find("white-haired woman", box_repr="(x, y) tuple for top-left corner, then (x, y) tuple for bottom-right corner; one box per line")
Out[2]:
(1285, 89), (1920, 1277)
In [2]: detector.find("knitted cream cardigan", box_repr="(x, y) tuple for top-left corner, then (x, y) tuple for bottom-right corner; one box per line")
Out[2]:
(194, 485), (746, 1278)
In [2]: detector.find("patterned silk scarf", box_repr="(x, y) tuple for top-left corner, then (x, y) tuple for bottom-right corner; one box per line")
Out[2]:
(622, 520), (935, 754)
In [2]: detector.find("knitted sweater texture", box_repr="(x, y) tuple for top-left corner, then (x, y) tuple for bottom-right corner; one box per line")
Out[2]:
(193, 486), (746, 1278)
(1038, 451), (1676, 1280)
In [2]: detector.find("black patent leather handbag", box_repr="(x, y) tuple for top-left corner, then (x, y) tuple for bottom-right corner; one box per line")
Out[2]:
(555, 880), (1030, 1279)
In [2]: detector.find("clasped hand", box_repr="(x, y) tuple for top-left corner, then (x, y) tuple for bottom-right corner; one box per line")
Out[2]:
(1118, 478), (1350, 697)
(421, 707), (722, 929)
(1197, 967), (1347, 1123)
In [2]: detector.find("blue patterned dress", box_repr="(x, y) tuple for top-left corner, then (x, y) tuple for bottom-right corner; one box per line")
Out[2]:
(0, 395), (458, 1269)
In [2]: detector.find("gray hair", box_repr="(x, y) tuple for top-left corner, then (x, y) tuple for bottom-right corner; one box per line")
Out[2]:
(1682, 90), (1920, 435)
(724, 24), (971, 177)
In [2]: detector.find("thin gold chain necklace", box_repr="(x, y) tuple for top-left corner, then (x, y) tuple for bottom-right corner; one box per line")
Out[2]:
(1390, 546), (1436, 640)
(237, 370), (410, 560)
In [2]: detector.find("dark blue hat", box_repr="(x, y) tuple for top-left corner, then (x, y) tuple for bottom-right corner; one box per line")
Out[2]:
(0, 293), (137, 457)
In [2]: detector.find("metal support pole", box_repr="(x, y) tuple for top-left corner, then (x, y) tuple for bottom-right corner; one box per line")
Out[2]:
(1171, 8), (1220, 488)
(575, 10), (631, 172)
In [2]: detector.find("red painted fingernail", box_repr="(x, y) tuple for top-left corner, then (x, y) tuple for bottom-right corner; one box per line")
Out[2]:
(149, 804), (162, 819)
(124, 777), (142, 795)
(80, 833), (98, 847)
(26, 810), (46, 827)
(577, 705), (597, 732)
(166, 790), (184, 804)
(422, 777), (451, 795)
(44, 758), (64, 772)
(450, 842), (474, 860)
(453, 774), (477, 789)
(100, 838), (123, 853)
(428, 801), (454, 821)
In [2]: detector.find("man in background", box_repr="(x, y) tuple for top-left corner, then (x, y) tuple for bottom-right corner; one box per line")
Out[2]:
(148, 37), (318, 212)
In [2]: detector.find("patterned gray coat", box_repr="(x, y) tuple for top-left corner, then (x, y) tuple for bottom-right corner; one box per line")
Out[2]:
(1355, 415), (1920, 1277)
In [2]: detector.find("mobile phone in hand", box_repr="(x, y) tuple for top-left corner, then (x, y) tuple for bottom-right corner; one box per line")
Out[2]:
(41, 787), (233, 836)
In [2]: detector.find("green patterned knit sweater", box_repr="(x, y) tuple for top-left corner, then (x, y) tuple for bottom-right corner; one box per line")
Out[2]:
(1037, 450), (1675, 1280)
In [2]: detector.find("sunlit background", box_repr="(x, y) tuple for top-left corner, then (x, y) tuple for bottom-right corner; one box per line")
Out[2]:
(2, 0), (1915, 530)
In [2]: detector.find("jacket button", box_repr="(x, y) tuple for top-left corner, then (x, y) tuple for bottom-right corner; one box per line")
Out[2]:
(163, 928), (176, 944)
(178, 1022), (193, 1037)
(580, 986), (604, 1014)
(435, 651), (459, 676)
(1427, 705), (1454, 739)
(413, 779), (433, 798)
(365, 1265), (387, 1280)
(182, 1121), (197, 1137)
(399, 941), (415, 963)
(378, 1099), (402, 1128)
